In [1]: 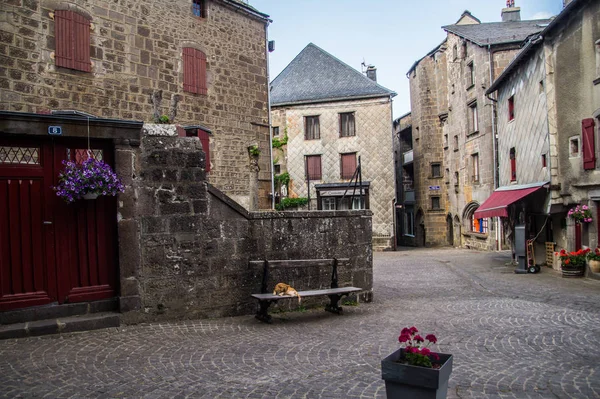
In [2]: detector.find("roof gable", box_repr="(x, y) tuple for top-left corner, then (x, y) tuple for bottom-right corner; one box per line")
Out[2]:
(443, 19), (551, 46)
(270, 43), (396, 106)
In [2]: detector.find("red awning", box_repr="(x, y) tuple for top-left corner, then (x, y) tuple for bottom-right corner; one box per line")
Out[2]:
(474, 186), (544, 219)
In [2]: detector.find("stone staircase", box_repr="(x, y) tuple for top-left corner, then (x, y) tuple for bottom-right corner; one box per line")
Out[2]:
(0, 299), (120, 339)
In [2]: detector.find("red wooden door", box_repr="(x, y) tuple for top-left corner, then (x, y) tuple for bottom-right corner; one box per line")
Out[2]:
(0, 137), (118, 310)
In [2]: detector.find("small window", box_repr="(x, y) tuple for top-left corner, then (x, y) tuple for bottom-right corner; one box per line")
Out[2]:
(508, 96), (515, 121)
(462, 41), (467, 58)
(431, 163), (441, 178)
(539, 80), (544, 94)
(340, 153), (357, 179)
(510, 147), (516, 181)
(0, 146), (41, 165)
(541, 153), (547, 168)
(322, 197), (336, 210)
(305, 155), (322, 180)
(272, 126), (280, 137)
(467, 62), (475, 87)
(54, 10), (92, 72)
(469, 102), (478, 132)
(444, 134), (448, 148)
(455, 171), (459, 186)
(445, 168), (450, 184)
(472, 153), (479, 182)
(192, 0), (207, 18)
(453, 45), (458, 61)
(454, 135), (459, 150)
(569, 137), (580, 157)
(273, 164), (281, 175)
(431, 196), (441, 210)
(471, 217), (488, 234)
(183, 48), (207, 95)
(339, 112), (355, 137)
(304, 116), (320, 140)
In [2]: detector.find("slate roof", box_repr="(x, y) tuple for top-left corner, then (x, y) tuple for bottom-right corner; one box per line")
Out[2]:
(442, 19), (552, 46)
(270, 43), (396, 107)
(220, 0), (270, 20)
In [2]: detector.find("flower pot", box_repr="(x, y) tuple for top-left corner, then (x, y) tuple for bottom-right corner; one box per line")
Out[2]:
(82, 193), (99, 200)
(561, 265), (585, 277)
(589, 260), (600, 274)
(381, 348), (453, 399)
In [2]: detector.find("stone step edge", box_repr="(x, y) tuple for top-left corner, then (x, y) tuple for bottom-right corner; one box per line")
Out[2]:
(0, 298), (118, 325)
(0, 312), (120, 340)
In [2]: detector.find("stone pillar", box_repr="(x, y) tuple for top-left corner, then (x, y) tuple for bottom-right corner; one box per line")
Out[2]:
(248, 148), (260, 211)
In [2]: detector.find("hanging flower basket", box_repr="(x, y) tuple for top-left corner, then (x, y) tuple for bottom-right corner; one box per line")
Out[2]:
(568, 205), (593, 224)
(54, 158), (124, 203)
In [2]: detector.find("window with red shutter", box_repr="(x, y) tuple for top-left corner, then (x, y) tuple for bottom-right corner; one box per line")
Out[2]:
(305, 155), (321, 180)
(54, 10), (91, 72)
(582, 118), (596, 170)
(340, 153), (357, 179)
(183, 48), (207, 95)
(510, 147), (516, 181)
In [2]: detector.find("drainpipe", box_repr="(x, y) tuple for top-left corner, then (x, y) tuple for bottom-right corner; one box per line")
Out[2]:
(488, 44), (501, 251)
(265, 22), (275, 209)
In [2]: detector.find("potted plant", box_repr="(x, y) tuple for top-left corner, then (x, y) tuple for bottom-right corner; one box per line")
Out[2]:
(381, 326), (453, 399)
(55, 158), (124, 203)
(556, 248), (590, 277)
(588, 248), (600, 274)
(568, 205), (593, 224)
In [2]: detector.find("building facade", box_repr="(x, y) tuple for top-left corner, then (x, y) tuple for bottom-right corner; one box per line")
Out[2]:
(0, 0), (273, 208)
(393, 112), (416, 247)
(270, 44), (396, 250)
(407, 7), (551, 249)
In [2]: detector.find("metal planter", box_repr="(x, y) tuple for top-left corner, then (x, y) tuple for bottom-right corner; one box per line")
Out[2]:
(381, 348), (453, 399)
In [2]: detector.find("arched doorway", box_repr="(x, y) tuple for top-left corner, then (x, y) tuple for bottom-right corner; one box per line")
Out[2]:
(446, 214), (454, 246)
(415, 209), (425, 247)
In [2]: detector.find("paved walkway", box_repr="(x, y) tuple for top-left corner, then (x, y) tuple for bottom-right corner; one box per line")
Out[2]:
(1, 249), (600, 398)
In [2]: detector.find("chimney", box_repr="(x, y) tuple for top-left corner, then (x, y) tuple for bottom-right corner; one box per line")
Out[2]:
(501, 0), (521, 22)
(366, 65), (377, 82)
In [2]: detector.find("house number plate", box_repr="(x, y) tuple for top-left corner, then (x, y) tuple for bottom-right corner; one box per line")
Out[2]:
(48, 126), (62, 136)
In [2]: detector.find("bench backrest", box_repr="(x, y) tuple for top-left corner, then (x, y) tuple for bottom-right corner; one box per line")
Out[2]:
(249, 258), (350, 294)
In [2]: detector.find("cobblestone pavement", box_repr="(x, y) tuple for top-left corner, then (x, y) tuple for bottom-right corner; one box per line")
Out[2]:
(1, 248), (600, 399)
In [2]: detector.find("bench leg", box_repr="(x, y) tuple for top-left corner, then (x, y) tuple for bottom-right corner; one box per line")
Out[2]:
(325, 294), (345, 315)
(255, 300), (274, 323)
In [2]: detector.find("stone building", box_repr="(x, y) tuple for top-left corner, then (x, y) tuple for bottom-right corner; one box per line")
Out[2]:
(0, 0), (273, 209)
(407, 6), (551, 249)
(484, 0), (600, 270)
(392, 112), (416, 247)
(270, 43), (397, 250)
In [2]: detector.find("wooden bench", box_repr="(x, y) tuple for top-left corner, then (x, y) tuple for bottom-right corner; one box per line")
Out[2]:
(250, 258), (362, 323)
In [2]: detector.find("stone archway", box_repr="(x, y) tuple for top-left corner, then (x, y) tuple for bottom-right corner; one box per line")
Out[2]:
(415, 208), (425, 247)
(446, 214), (454, 246)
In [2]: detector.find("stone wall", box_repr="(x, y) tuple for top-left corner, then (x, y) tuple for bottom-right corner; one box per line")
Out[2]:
(123, 132), (373, 322)
(0, 0), (272, 208)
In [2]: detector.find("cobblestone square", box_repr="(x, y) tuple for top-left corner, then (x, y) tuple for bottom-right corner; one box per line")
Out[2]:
(1, 249), (599, 398)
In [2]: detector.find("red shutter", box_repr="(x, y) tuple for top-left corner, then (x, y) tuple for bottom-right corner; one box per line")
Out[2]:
(306, 156), (321, 180)
(510, 158), (516, 181)
(54, 10), (74, 69)
(582, 118), (596, 170)
(196, 50), (207, 95)
(73, 12), (91, 72)
(183, 48), (196, 93)
(341, 153), (357, 179)
(183, 48), (207, 95)
(198, 129), (211, 172)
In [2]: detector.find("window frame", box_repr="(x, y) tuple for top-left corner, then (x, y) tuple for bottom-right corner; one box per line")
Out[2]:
(510, 147), (517, 181)
(467, 61), (475, 88)
(472, 153), (479, 182)
(471, 216), (488, 234)
(272, 126), (280, 137)
(304, 115), (320, 140)
(322, 197), (336, 210)
(431, 162), (441, 178)
(431, 196), (441, 210)
(469, 101), (478, 133)
(192, 0), (207, 18)
(339, 112), (356, 137)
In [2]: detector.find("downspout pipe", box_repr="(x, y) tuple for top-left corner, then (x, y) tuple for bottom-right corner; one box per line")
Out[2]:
(265, 22), (275, 209)
(488, 44), (500, 251)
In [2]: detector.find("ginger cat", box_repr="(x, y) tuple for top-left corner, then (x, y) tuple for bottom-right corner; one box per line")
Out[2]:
(273, 283), (301, 304)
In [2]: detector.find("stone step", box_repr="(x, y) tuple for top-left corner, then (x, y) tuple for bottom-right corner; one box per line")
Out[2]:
(0, 312), (120, 340)
(0, 298), (118, 325)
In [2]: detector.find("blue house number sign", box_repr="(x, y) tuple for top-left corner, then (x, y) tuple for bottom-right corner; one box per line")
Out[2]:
(48, 126), (62, 136)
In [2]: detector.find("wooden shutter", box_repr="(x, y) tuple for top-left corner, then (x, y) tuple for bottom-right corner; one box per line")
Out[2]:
(183, 48), (207, 95)
(306, 156), (321, 180)
(198, 129), (210, 172)
(341, 153), (356, 179)
(55, 10), (91, 72)
(582, 118), (596, 170)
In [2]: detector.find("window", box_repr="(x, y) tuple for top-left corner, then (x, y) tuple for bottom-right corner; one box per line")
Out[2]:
(305, 155), (322, 180)
(472, 153), (479, 182)
(569, 137), (580, 157)
(462, 41), (467, 58)
(339, 112), (355, 137)
(469, 102), (478, 132)
(471, 217), (488, 234)
(508, 96), (515, 121)
(340, 153), (357, 179)
(351, 197), (365, 210)
(542, 153), (547, 168)
(404, 205), (415, 236)
(54, 10), (91, 72)
(272, 126), (280, 137)
(445, 168), (450, 184)
(431, 196), (441, 210)
(444, 134), (448, 148)
(454, 171), (460, 192)
(0, 146), (40, 165)
(431, 163), (441, 178)
(453, 45), (458, 61)
(510, 147), (516, 181)
(273, 164), (281, 175)
(539, 80), (544, 94)
(582, 118), (596, 169)
(454, 135), (459, 151)
(304, 116), (320, 140)
(322, 198), (336, 210)
(183, 48), (207, 95)
(192, 0), (207, 18)
(467, 62), (475, 87)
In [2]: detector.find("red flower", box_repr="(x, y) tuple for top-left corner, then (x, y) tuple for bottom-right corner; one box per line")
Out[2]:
(414, 335), (424, 343)
(426, 334), (437, 343)
(420, 347), (431, 355)
(409, 326), (418, 334)
(431, 353), (440, 361)
(398, 333), (411, 343)
(400, 327), (410, 335)
(565, 259), (570, 265)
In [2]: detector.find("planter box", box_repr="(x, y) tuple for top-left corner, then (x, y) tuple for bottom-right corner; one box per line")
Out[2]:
(561, 266), (585, 277)
(382, 348), (453, 399)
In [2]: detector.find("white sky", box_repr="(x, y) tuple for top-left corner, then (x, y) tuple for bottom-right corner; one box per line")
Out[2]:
(249, 0), (563, 119)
